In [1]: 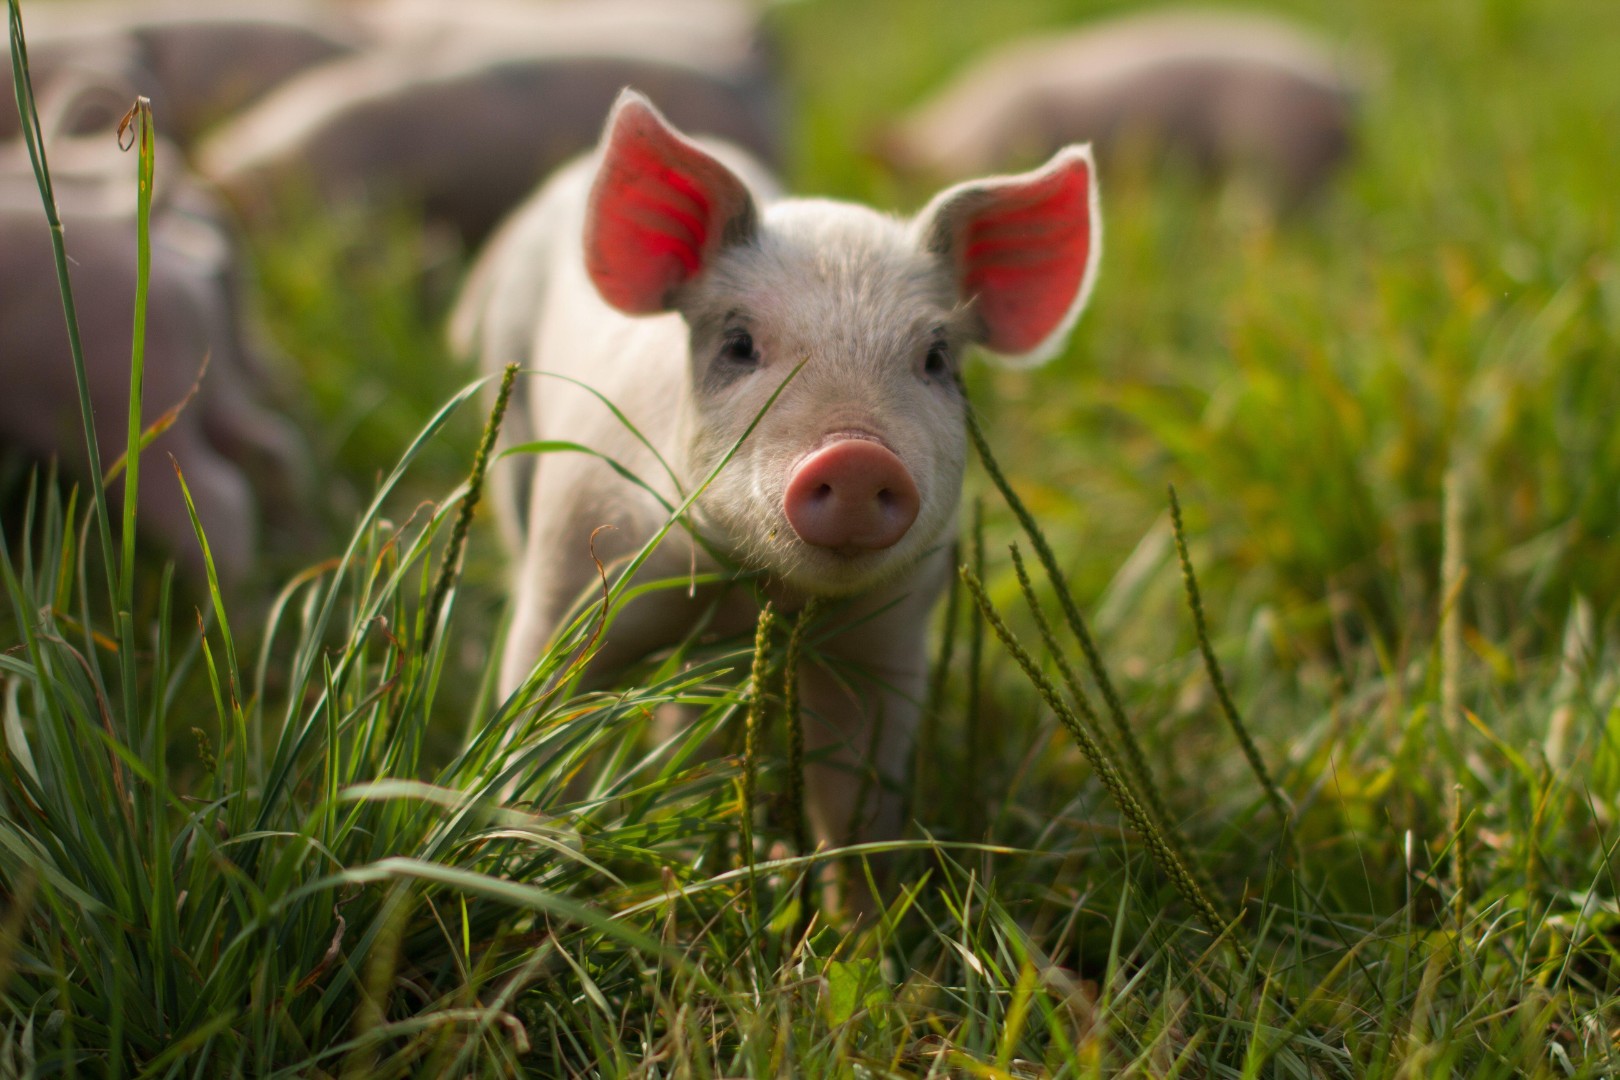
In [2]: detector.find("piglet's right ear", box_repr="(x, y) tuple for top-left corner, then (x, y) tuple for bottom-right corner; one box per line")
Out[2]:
(584, 90), (758, 315)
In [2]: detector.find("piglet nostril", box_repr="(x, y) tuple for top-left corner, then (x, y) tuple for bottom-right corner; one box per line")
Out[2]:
(784, 439), (920, 552)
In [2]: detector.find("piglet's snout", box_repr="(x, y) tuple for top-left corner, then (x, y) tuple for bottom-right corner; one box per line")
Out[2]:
(784, 438), (920, 552)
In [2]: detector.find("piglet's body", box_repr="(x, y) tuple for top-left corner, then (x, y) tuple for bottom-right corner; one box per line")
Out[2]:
(454, 92), (1100, 907)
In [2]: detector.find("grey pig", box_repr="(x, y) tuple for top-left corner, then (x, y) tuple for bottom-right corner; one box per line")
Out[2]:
(0, 133), (303, 587)
(882, 8), (1358, 209)
(0, 2), (361, 145)
(197, 37), (782, 243)
(358, 0), (768, 78)
(452, 91), (1102, 911)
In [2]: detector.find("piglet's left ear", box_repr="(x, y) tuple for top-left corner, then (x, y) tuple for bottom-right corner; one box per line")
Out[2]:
(914, 145), (1101, 366)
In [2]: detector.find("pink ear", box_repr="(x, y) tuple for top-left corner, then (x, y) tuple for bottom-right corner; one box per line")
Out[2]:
(584, 91), (757, 315)
(916, 146), (1101, 365)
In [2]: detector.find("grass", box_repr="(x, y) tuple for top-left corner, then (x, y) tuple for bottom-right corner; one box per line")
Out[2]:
(5, 0), (1620, 1074)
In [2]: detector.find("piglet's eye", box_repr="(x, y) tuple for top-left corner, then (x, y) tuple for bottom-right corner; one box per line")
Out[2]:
(721, 331), (760, 366)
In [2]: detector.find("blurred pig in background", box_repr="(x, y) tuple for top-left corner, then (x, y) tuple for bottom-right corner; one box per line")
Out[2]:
(881, 8), (1359, 211)
(0, 1), (362, 146)
(197, 0), (784, 242)
(0, 127), (306, 588)
(358, 0), (765, 73)
(198, 53), (783, 245)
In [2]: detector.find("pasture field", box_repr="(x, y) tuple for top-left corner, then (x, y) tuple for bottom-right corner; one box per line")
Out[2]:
(3, 0), (1619, 1075)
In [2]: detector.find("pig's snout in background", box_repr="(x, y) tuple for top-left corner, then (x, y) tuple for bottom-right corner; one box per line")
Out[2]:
(783, 436), (919, 554)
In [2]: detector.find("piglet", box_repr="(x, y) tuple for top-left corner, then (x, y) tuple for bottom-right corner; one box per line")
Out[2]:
(881, 8), (1358, 210)
(453, 91), (1101, 909)
(0, 132), (304, 588)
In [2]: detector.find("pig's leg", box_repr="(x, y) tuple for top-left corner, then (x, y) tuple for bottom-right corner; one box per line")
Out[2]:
(496, 517), (745, 805)
(501, 552), (711, 697)
(794, 552), (948, 916)
(798, 646), (926, 916)
(497, 484), (727, 698)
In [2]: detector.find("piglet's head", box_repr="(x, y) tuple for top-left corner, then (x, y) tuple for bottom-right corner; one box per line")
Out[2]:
(583, 90), (1101, 596)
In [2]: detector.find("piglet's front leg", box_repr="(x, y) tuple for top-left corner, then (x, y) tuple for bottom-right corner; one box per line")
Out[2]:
(791, 553), (946, 917)
(798, 654), (923, 918)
